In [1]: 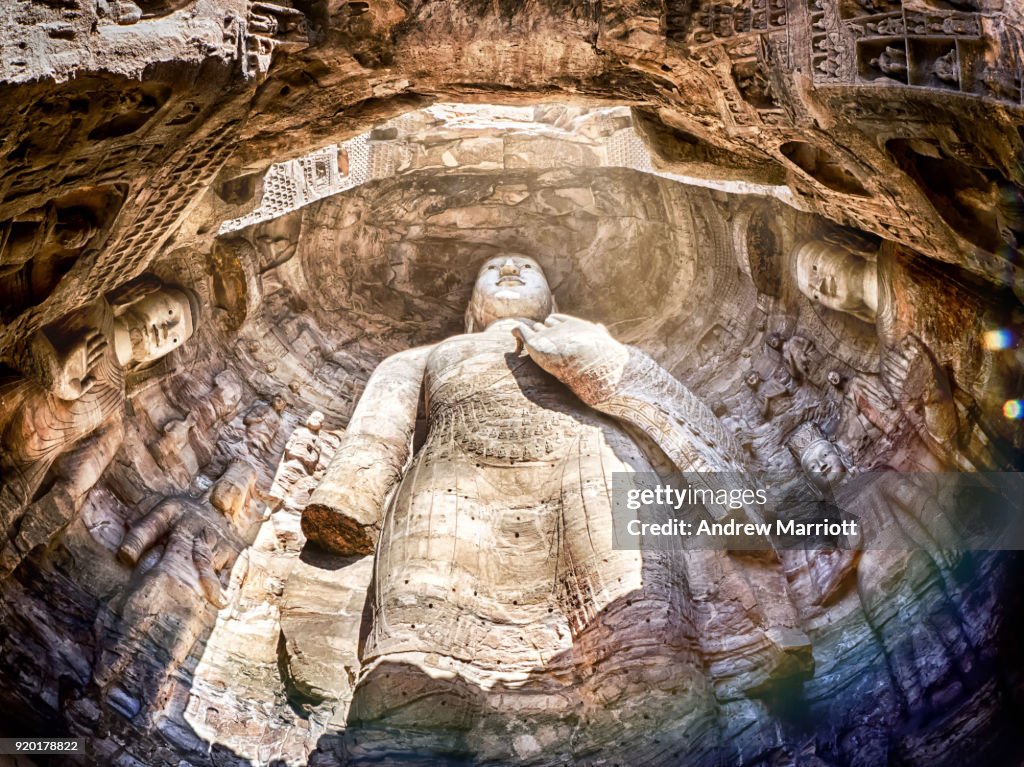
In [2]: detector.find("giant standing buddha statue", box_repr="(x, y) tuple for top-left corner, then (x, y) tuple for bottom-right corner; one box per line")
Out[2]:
(302, 255), (811, 763)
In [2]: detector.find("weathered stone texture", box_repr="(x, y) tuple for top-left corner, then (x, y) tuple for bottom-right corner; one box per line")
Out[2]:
(0, 2), (1023, 765)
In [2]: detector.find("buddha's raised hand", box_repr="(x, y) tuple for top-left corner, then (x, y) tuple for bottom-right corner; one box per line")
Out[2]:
(511, 313), (630, 406)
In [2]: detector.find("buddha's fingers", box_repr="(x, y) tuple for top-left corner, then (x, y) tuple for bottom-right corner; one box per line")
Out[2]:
(511, 323), (536, 356)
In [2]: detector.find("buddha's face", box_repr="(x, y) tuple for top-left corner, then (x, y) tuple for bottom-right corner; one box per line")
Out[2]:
(795, 242), (872, 321)
(118, 288), (196, 363)
(465, 255), (554, 331)
(800, 440), (846, 493)
(255, 216), (299, 269)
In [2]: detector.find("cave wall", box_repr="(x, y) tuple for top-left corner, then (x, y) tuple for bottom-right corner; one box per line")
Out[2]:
(1, 1), (1023, 765)
(3, 0), (1024, 357)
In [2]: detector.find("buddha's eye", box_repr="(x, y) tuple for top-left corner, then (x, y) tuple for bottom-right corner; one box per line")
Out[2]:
(522, 264), (532, 269)
(488, 265), (498, 270)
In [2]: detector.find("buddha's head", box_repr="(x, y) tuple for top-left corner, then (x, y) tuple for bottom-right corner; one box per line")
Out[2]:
(795, 240), (878, 324)
(113, 286), (200, 365)
(255, 214), (300, 270)
(465, 255), (555, 332)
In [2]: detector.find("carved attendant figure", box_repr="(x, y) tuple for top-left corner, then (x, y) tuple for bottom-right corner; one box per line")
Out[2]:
(93, 462), (258, 722)
(304, 255), (808, 760)
(782, 424), (977, 719)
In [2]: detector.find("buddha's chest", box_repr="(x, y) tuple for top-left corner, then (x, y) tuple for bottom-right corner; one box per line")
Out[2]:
(422, 331), (601, 462)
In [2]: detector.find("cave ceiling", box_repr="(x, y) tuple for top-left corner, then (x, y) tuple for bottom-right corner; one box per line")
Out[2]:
(1, 1), (1024, 766)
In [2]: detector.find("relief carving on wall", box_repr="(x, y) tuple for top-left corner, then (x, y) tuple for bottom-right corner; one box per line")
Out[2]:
(0, 278), (200, 577)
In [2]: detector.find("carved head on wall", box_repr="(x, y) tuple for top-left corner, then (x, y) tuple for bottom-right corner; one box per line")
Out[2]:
(464, 254), (556, 332)
(794, 240), (879, 324)
(113, 286), (200, 365)
(304, 410), (325, 432)
(789, 422), (848, 494)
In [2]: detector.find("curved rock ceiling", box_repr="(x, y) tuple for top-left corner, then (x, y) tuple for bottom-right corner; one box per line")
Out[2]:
(1, 4), (1024, 767)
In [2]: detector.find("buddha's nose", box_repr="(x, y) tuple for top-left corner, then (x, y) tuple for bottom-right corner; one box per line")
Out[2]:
(499, 259), (520, 276)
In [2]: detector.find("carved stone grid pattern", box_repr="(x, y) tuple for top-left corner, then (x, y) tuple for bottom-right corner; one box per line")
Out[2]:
(368, 140), (401, 180)
(606, 127), (657, 173)
(258, 163), (302, 215)
(222, 109), (797, 234)
(809, 0), (1021, 100)
(691, 0), (788, 47)
(848, 8), (984, 92)
(220, 134), (371, 233)
(92, 122), (240, 297)
(299, 150), (339, 195)
(809, 0), (850, 82)
(345, 133), (373, 187)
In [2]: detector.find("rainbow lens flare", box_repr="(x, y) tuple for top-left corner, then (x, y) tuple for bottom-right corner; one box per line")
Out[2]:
(982, 328), (1015, 351)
